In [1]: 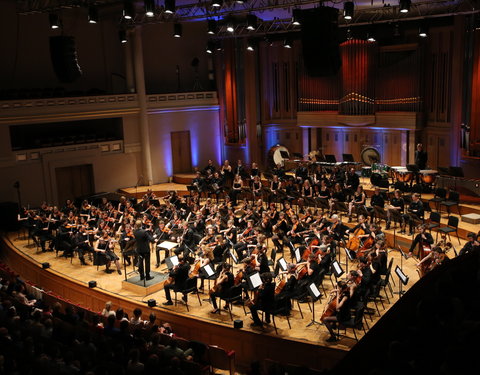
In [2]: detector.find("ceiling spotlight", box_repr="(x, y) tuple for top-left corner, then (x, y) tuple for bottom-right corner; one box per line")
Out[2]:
(292, 9), (301, 26)
(246, 14), (257, 31)
(212, 0), (223, 8)
(247, 39), (254, 51)
(419, 24), (428, 38)
(173, 23), (182, 37)
(144, 0), (155, 17)
(236, 0), (245, 3)
(164, 0), (175, 14)
(226, 21), (234, 33)
(206, 41), (214, 54)
(399, 0), (411, 13)
(367, 32), (376, 42)
(123, 1), (135, 19)
(207, 19), (217, 34)
(49, 13), (60, 29)
(343, 2), (354, 20)
(283, 38), (292, 49)
(88, 6), (98, 23)
(119, 30), (127, 43)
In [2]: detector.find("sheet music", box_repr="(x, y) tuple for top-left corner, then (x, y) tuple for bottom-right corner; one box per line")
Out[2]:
(278, 257), (288, 272)
(309, 283), (321, 298)
(158, 241), (178, 250)
(203, 264), (215, 277)
(250, 272), (263, 289)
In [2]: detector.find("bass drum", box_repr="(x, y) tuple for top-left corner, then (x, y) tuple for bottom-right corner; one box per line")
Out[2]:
(361, 147), (381, 166)
(267, 145), (290, 168)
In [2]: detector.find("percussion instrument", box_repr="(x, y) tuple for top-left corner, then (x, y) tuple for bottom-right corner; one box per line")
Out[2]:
(361, 147), (381, 166)
(267, 145), (290, 168)
(393, 167), (413, 183)
(370, 173), (389, 188)
(437, 175), (480, 197)
(419, 170), (438, 185)
(361, 166), (372, 177)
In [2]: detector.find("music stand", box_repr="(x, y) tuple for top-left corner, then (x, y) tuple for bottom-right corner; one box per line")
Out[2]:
(200, 263), (216, 279)
(325, 154), (337, 163)
(247, 272), (263, 291)
(294, 247), (302, 263)
(229, 250), (239, 265)
(344, 247), (355, 273)
(331, 260), (344, 280)
(306, 283), (323, 327)
(394, 265), (409, 296)
(165, 255), (179, 270)
(277, 257), (288, 273)
(342, 153), (355, 163)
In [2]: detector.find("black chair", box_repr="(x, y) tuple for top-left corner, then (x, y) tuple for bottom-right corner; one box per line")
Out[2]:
(337, 303), (367, 342)
(269, 296), (292, 334)
(377, 258), (394, 304)
(219, 284), (247, 320)
(429, 188), (447, 212)
(290, 290), (311, 319)
(436, 216), (461, 245)
(439, 191), (460, 216)
(373, 206), (388, 225)
(174, 276), (202, 312)
(426, 211), (441, 234)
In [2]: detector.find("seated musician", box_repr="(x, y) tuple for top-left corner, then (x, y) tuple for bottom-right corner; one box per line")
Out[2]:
(233, 220), (256, 260)
(329, 183), (347, 215)
(195, 249), (213, 290)
(250, 162), (260, 179)
(192, 171), (206, 195)
(372, 240), (388, 276)
(203, 159), (216, 175)
(314, 234), (334, 275)
(285, 215), (306, 260)
(345, 215), (371, 254)
(174, 221), (197, 259)
(212, 235), (228, 264)
(34, 214), (55, 252)
(55, 220), (74, 257)
(386, 189), (405, 230)
(326, 214), (348, 242)
(367, 187), (386, 224)
(403, 193), (424, 235)
(252, 244), (270, 274)
(294, 253), (321, 299)
(94, 231), (122, 275)
(209, 263), (235, 313)
(249, 272), (275, 328)
(344, 168), (360, 201)
(348, 185), (367, 222)
(142, 189), (156, 202)
(234, 159), (247, 179)
(322, 281), (351, 342)
(269, 174), (282, 202)
(298, 179), (314, 213)
(459, 232), (480, 256)
(272, 163), (286, 180)
(163, 255), (191, 306)
(74, 225), (94, 265)
(153, 221), (172, 267)
(416, 246), (449, 277)
(252, 175), (263, 198)
(407, 224), (433, 259)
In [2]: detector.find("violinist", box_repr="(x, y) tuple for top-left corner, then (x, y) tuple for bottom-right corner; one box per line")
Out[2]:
(321, 281), (351, 342)
(195, 249), (213, 290)
(406, 224), (433, 259)
(233, 220), (256, 260)
(119, 224), (136, 266)
(212, 235), (228, 264)
(209, 263), (234, 313)
(174, 221), (197, 258)
(61, 199), (76, 215)
(163, 255), (190, 306)
(74, 225), (94, 265)
(134, 220), (155, 281)
(294, 253), (321, 301)
(315, 235), (334, 275)
(142, 188), (157, 202)
(249, 272), (275, 328)
(459, 232), (480, 256)
(94, 231), (122, 275)
(252, 245), (270, 274)
(34, 214), (55, 252)
(153, 221), (172, 267)
(222, 219), (237, 245)
(285, 215), (306, 259)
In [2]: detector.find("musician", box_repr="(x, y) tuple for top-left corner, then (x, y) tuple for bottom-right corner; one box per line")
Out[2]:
(234, 159), (247, 179)
(209, 263), (234, 313)
(163, 255), (191, 306)
(294, 253), (321, 300)
(195, 249), (213, 290)
(272, 163), (286, 180)
(315, 235), (334, 275)
(220, 160), (233, 187)
(252, 175), (263, 199)
(329, 183), (346, 215)
(367, 187), (385, 224)
(322, 281), (351, 342)
(415, 143), (428, 170)
(142, 189), (157, 203)
(192, 171), (206, 195)
(134, 220), (155, 281)
(250, 162), (260, 178)
(34, 214), (55, 252)
(298, 179), (314, 213)
(269, 174), (282, 202)
(153, 221), (172, 267)
(174, 221), (197, 258)
(348, 185), (367, 222)
(61, 199), (76, 215)
(403, 193), (424, 235)
(74, 225), (94, 265)
(317, 179), (330, 200)
(294, 163), (309, 183)
(344, 168), (360, 200)
(249, 272), (275, 328)
(417, 246), (448, 277)
(203, 159), (216, 175)
(459, 232), (480, 256)
(94, 231), (122, 275)
(233, 221), (257, 260)
(327, 214), (347, 242)
(209, 172), (224, 200)
(212, 235), (228, 264)
(252, 245), (270, 274)
(386, 189), (405, 230)
(407, 224), (433, 260)
(229, 174), (243, 206)
(285, 215), (306, 259)
(346, 214), (370, 237)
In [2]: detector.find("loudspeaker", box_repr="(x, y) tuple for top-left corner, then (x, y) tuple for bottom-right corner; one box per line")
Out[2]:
(42, 262), (50, 269)
(233, 319), (243, 329)
(300, 7), (341, 77)
(88, 280), (97, 288)
(0, 202), (19, 232)
(147, 299), (157, 307)
(49, 36), (83, 83)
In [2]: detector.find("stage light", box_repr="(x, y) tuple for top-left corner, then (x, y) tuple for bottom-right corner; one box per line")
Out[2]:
(212, 0), (223, 8)
(346, 28), (353, 40)
(246, 14), (257, 30)
(164, 0), (175, 14)
(147, 299), (157, 307)
(173, 23), (182, 37)
(246, 39), (254, 51)
(88, 6), (98, 23)
(419, 22), (428, 38)
(42, 262), (50, 269)
(236, 0), (245, 3)
(206, 41), (214, 54)
(292, 9), (301, 26)
(119, 30), (127, 43)
(88, 280), (97, 288)
(123, 0), (135, 19)
(343, 2), (354, 20)
(49, 13), (60, 29)
(226, 21), (234, 33)
(399, 0), (411, 13)
(283, 38), (292, 49)
(145, 0), (155, 17)
(207, 19), (217, 34)
(367, 32), (376, 42)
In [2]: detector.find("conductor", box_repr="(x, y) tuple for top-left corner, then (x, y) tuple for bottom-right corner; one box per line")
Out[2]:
(134, 220), (155, 281)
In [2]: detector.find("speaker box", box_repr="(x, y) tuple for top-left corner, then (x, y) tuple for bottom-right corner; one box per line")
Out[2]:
(300, 7), (341, 77)
(49, 36), (83, 83)
(0, 202), (19, 232)
(42, 262), (50, 269)
(233, 319), (243, 329)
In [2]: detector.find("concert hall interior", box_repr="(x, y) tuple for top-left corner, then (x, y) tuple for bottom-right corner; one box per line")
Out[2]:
(1, 0), (480, 374)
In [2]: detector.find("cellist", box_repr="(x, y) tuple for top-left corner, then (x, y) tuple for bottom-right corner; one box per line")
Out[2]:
(345, 215), (371, 257)
(209, 263), (234, 313)
(321, 281), (351, 343)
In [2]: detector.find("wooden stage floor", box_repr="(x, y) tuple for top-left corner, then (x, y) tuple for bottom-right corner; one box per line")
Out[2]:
(7, 228), (467, 352)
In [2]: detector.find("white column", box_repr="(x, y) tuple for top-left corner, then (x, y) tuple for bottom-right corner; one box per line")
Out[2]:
(125, 30), (135, 93)
(133, 26), (153, 185)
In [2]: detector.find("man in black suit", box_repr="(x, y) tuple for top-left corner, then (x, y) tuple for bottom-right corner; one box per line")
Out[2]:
(249, 272), (275, 328)
(134, 220), (154, 280)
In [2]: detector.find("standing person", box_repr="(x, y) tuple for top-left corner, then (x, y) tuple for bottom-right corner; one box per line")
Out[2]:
(415, 143), (428, 170)
(134, 220), (154, 281)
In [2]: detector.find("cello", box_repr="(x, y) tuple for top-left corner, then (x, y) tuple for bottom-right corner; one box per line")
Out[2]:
(346, 226), (365, 252)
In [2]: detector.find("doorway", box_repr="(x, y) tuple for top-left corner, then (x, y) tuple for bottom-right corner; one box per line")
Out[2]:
(171, 131), (192, 173)
(55, 164), (95, 205)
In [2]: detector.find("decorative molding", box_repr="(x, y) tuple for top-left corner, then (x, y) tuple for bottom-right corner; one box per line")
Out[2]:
(124, 142), (142, 154)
